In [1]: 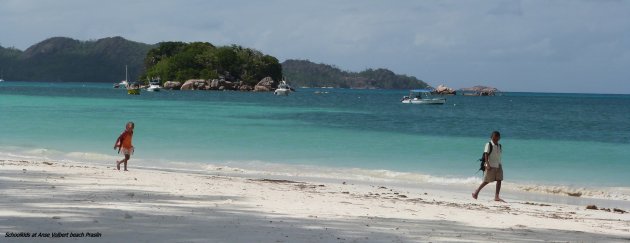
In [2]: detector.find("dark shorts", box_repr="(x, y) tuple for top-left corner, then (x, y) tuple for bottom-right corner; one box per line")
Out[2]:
(483, 165), (503, 183)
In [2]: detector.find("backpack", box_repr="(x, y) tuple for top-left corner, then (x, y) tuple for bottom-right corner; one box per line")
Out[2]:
(478, 142), (501, 172)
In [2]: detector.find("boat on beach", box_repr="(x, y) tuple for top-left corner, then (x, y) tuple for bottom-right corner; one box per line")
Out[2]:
(401, 89), (446, 105)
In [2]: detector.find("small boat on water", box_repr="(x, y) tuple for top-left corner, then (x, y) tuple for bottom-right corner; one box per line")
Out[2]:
(401, 89), (446, 105)
(0, 69), (5, 82)
(146, 78), (162, 92)
(274, 79), (293, 96)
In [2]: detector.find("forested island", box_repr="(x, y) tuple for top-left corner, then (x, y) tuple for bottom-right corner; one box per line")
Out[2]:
(142, 42), (282, 87)
(1, 36), (430, 89)
(282, 59), (429, 89)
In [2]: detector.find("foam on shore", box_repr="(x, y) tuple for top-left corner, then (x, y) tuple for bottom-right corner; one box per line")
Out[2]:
(2, 146), (628, 202)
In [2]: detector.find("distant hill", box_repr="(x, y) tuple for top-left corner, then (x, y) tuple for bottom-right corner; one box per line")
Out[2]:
(0, 37), (153, 82)
(1, 37), (431, 89)
(282, 59), (430, 89)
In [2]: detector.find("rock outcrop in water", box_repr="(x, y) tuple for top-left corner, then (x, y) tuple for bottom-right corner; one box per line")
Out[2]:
(433, 84), (456, 95)
(460, 86), (500, 96)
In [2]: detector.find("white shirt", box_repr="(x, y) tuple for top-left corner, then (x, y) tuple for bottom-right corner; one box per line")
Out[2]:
(484, 141), (502, 168)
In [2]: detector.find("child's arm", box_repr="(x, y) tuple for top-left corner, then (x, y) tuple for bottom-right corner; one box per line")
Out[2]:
(114, 132), (125, 149)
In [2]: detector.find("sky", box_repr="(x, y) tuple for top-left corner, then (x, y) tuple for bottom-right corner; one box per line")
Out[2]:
(0, 0), (629, 93)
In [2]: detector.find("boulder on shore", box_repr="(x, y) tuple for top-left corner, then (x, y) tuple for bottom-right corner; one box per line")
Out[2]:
(163, 81), (182, 90)
(239, 84), (253, 91)
(181, 79), (207, 90)
(222, 81), (235, 90)
(210, 79), (220, 89)
(254, 77), (276, 92)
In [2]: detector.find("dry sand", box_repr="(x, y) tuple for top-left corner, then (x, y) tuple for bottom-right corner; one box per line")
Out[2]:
(1, 159), (629, 242)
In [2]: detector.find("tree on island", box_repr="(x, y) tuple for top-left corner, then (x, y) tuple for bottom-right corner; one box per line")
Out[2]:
(142, 42), (282, 86)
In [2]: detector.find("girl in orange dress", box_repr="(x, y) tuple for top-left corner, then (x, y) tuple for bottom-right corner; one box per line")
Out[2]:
(114, 122), (134, 171)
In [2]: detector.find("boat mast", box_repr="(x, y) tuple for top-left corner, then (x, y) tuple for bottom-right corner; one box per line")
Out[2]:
(125, 65), (128, 82)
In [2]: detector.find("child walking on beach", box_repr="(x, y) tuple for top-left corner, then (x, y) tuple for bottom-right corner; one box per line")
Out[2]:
(472, 131), (505, 202)
(114, 122), (135, 171)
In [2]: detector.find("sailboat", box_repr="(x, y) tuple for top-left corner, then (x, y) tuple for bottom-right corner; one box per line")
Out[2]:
(123, 65), (140, 95)
(118, 65), (129, 88)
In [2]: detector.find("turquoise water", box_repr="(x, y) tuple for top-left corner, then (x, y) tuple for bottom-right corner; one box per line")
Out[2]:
(1, 81), (629, 189)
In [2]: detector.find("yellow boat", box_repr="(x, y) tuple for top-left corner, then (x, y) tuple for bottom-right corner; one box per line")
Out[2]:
(121, 65), (140, 95)
(127, 81), (141, 95)
(127, 88), (140, 95)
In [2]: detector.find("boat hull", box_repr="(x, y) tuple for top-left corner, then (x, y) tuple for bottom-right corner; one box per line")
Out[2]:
(401, 98), (446, 105)
(274, 89), (290, 96)
(127, 89), (141, 95)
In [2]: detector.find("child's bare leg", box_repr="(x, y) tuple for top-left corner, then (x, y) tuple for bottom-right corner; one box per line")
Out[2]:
(123, 154), (130, 171)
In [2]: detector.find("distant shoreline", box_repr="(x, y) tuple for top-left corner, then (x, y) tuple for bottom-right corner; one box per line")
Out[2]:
(3, 80), (630, 95)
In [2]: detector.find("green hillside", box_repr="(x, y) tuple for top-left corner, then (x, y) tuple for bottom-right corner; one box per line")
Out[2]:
(0, 37), (153, 82)
(282, 59), (430, 89)
(1, 37), (430, 89)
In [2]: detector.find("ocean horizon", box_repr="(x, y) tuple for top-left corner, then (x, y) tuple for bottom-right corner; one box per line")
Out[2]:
(1, 81), (629, 200)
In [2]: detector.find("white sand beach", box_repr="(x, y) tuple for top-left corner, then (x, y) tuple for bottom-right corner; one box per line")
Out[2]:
(1, 159), (629, 243)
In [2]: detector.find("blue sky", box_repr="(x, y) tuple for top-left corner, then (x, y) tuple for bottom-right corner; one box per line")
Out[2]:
(1, 0), (629, 93)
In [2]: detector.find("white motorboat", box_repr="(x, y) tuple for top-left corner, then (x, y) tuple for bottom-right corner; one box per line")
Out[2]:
(401, 89), (446, 105)
(146, 78), (162, 92)
(274, 80), (292, 96)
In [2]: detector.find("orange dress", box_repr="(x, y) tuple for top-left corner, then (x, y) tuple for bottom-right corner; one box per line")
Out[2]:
(117, 131), (134, 155)
(121, 132), (133, 149)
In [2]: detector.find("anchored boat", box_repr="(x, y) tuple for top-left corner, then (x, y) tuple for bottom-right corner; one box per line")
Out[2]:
(274, 79), (293, 96)
(401, 89), (446, 105)
(146, 78), (162, 92)
(127, 82), (141, 95)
